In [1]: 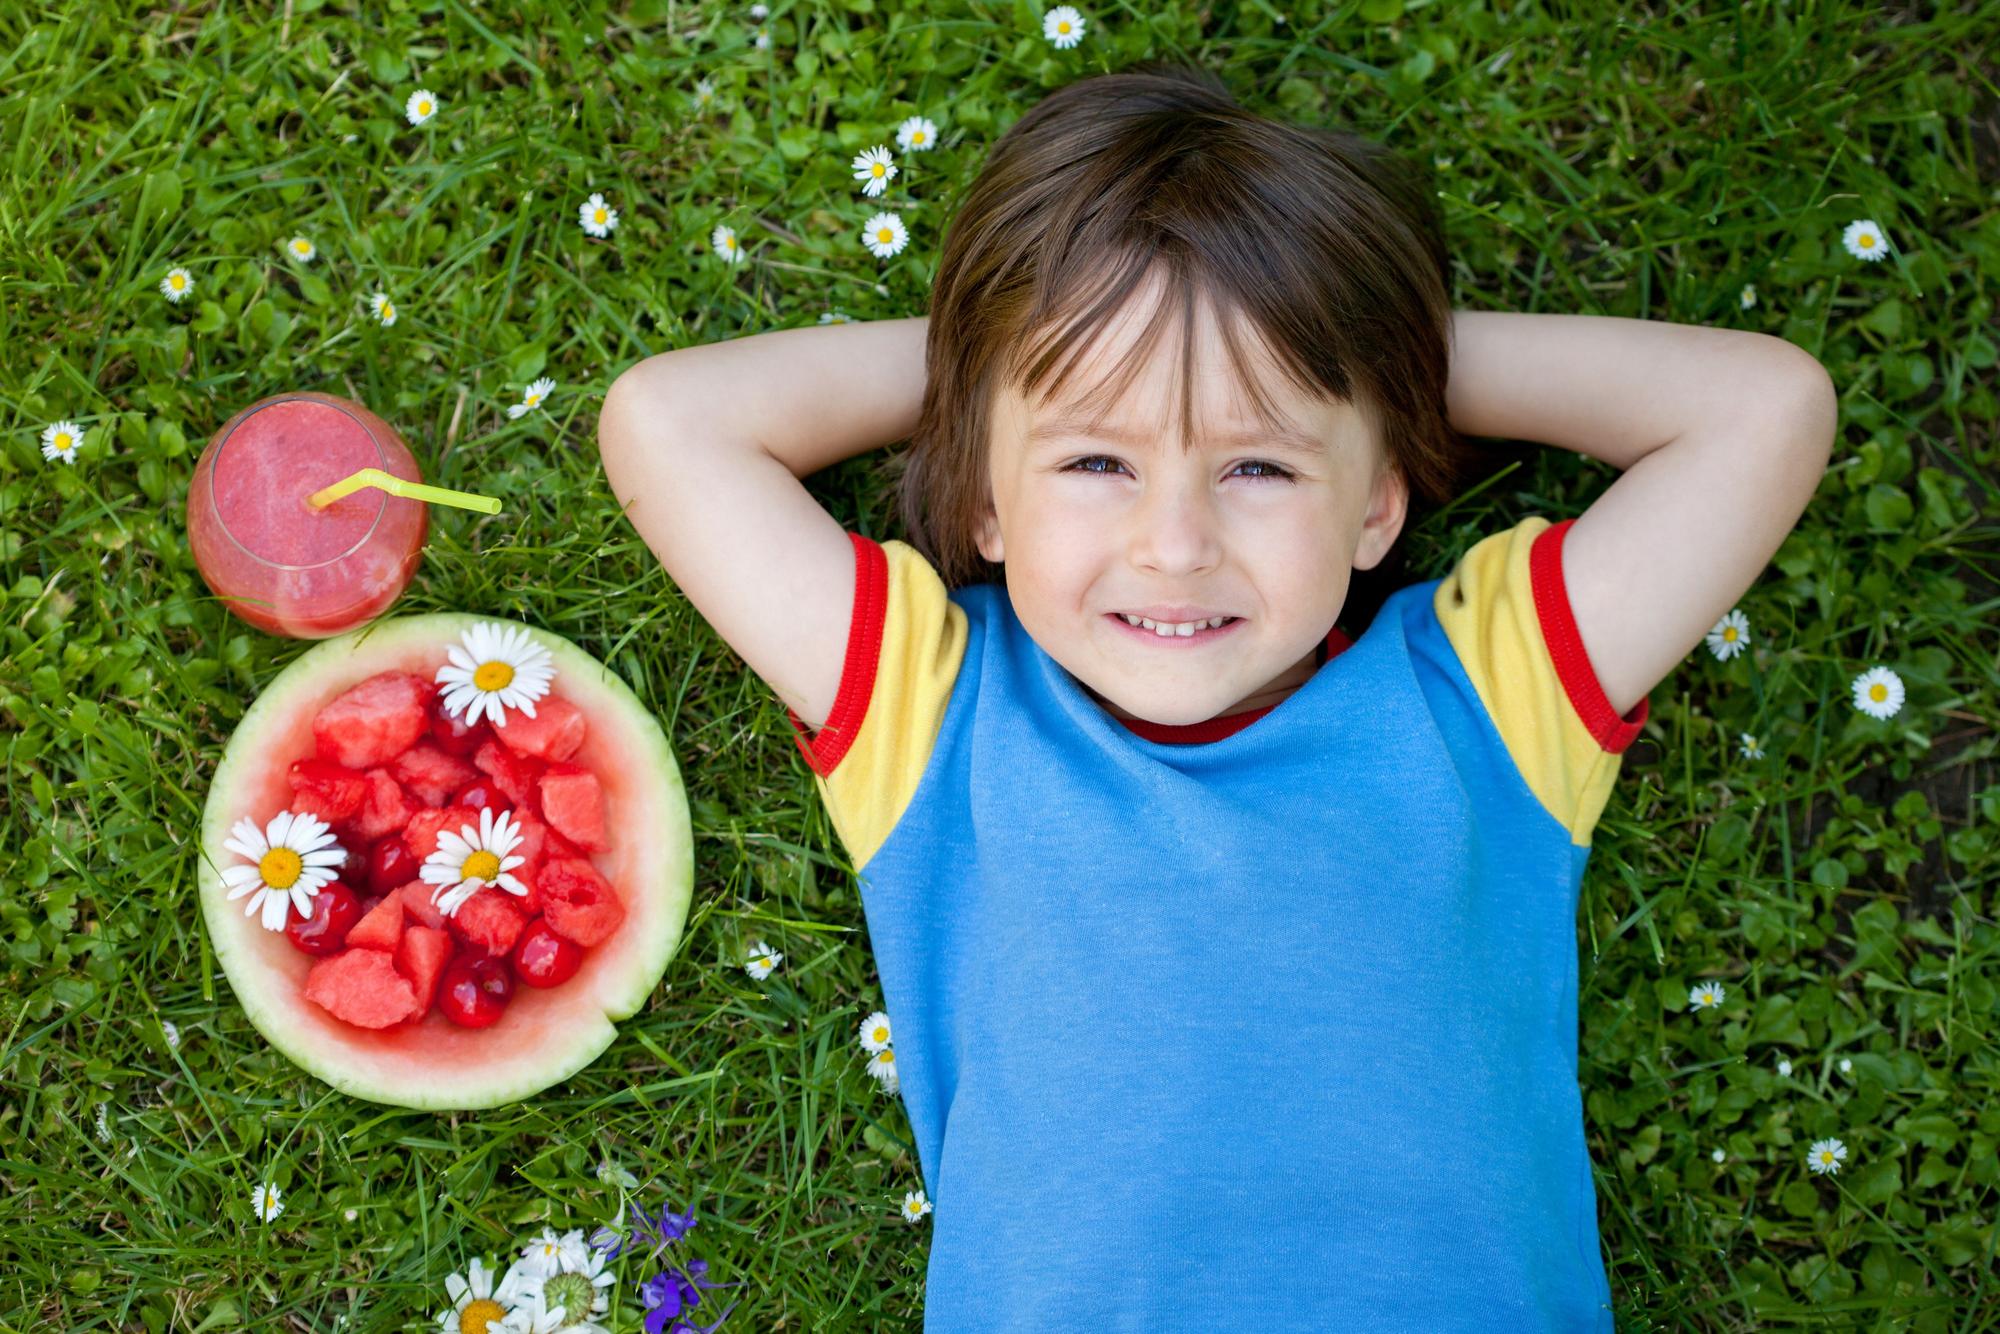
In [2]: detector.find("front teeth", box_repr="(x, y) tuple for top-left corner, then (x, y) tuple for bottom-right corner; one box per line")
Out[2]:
(1117, 613), (1231, 637)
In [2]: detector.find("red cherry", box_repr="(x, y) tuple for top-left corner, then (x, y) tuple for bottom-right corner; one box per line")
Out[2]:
(368, 838), (419, 895)
(438, 954), (512, 1027)
(452, 780), (508, 815)
(429, 692), (491, 758)
(283, 882), (362, 956)
(511, 919), (584, 988)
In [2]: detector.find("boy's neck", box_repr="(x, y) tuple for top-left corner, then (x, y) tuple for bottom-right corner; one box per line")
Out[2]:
(1081, 640), (1326, 723)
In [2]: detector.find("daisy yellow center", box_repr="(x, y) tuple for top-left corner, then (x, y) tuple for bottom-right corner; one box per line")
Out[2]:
(1820, 1151), (1834, 1163)
(1058, 20), (1071, 31)
(418, 100), (432, 115)
(525, 393), (541, 407)
(170, 274), (186, 289)
(54, 433), (72, 449)
(880, 1050), (895, 1064)
(725, 235), (735, 248)
(1860, 235), (1875, 247)
(877, 228), (893, 242)
(871, 162), (885, 176)
(381, 302), (394, 318)
(461, 850), (501, 883)
(260, 847), (303, 890)
(474, 660), (515, 690)
(594, 208), (607, 223)
(1722, 627), (1738, 641)
(1869, 683), (1886, 701)
(872, 1025), (888, 1043)
(912, 131), (925, 144)
(293, 242), (309, 255)
(457, 1298), (507, 1334)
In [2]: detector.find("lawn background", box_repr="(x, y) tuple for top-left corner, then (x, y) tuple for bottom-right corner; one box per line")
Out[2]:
(3, 0), (1997, 1329)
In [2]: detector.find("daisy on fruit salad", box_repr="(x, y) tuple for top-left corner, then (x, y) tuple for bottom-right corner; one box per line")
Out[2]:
(423, 807), (529, 917)
(222, 810), (346, 931)
(437, 621), (556, 726)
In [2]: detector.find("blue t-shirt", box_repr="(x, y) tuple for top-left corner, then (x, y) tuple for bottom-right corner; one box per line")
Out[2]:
(783, 515), (1650, 1330)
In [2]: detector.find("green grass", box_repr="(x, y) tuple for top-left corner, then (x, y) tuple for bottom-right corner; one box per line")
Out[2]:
(3, 0), (1997, 1329)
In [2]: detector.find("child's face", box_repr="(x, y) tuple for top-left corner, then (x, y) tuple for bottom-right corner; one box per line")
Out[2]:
(976, 276), (1408, 726)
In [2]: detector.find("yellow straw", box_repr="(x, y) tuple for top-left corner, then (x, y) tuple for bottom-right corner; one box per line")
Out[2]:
(307, 467), (501, 515)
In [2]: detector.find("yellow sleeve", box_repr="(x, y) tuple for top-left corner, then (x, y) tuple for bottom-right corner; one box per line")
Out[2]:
(783, 534), (968, 872)
(1432, 515), (1650, 846)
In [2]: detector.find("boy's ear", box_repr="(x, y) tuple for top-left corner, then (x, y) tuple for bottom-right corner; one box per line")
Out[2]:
(1353, 465), (1409, 573)
(974, 499), (1004, 564)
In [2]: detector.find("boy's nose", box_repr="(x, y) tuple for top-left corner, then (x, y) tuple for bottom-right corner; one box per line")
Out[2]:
(1128, 473), (1222, 577)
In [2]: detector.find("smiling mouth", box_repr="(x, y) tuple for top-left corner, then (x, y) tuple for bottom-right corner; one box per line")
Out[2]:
(1107, 612), (1243, 643)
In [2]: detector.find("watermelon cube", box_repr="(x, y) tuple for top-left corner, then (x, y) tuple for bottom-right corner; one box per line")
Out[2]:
(452, 888), (529, 957)
(539, 767), (606, 851)
(302, 947), (421, 1029)
(313, 672), (434, 769)
(345, 892), (406, 951)
(472, 739), (544, 814)
(404, 805), (482, 860)
(392, 744), (481, 808)
(287, 758), (368, 823)
(540, 858), (625, 947)
(396, 879), (448, 930)
(395, 925), (452, 1016)
(353, 769), (418, 842)
(491, 694), (586, 761)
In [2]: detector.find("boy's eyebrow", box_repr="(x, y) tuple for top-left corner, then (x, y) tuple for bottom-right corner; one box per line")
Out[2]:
(1025, 410), (1332, 458)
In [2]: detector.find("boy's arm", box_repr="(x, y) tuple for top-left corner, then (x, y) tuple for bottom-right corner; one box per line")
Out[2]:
(1444, 311), (1838, 718)
(597, 316), (930, 731)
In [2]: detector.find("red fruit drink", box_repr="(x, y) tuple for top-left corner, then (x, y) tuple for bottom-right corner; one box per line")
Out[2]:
(188, 392), (428, 639)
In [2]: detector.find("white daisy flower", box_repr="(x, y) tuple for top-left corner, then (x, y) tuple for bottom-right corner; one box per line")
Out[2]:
(370, 292), (398, 327)
(694, 78), (715, 109)
(1705, 608), (1750, 661)
(750, 2), (768, 16)
(1710, 1147), (1726, 1163)
(1687, 980), (1726, 1011)
(1776, 1058), (1792, 1077)
(500, 1293), (566, 1334)
(285, 236), (317, 263)
(517, 1226), (593, 1278)
(1740, 282), (1757, 310)
(1043, 5), (1086, 47)
(506, 376), (557, 421)
(1739, 733), (1765, 760)
(161, 1019), (181, 1050)
(896, 115), (939, 153)
(861, 211), (908, 259)
(40, 420), (83, 465)
(221, 810), (346, 931)
(160, 267), (193, 302)
(753, 23), (771, 49)
(1851, 666), (1904, 719)
(866, 1047), (899, 1094)
(744, 939), (784, 980)
(1841, 219), (1889, 263)
(711, 223), (744, 264)
(1839, 1057), (1853, 1074)
(818, 310), (852, 324)
(250, 1180), (285, 1222)
(436, 621), (557, 726)
(900, 1189), (933, 1224)
(438, 1256), (517, 1334)
(522, 1243), (614, 1332)
(852, 145), (897, 197)
(421, 806), (530, 918)
(1806, 1137), (1849, 1175)
(858, 1009), (893, 1053)
(578, 192), (619, 238)
(406, 89), (441, 126)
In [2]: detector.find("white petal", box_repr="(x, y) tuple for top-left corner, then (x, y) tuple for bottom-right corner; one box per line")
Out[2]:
(239, 887), (267, 915)
(420, 863), (459, 887)
(227, 817), (269, 859)
(301, 848), (346, 867)
(290, 885), (317, 919)
(266, 810), (295, 848)
(222, 864), (264, 890)
(260, 891), (290, 931)
(498, 872), (528, 896)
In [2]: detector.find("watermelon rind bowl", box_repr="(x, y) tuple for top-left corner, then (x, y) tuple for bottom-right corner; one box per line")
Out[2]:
(197, 613), (692, 1111)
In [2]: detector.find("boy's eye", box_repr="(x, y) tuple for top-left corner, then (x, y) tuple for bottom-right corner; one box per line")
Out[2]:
(1061, 456), (1295, 482)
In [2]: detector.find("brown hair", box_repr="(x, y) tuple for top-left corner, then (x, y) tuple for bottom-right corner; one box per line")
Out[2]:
(894, 61), (1477, 626)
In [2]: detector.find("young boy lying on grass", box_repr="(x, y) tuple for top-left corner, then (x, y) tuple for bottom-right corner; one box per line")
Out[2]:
(598, 62), (1836, 1332)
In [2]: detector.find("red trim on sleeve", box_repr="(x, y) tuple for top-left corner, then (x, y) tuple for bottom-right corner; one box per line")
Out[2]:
(1530, 518), (1649, 753)
(785, 531), (889, 777)
(1117, 624), (1354, 744)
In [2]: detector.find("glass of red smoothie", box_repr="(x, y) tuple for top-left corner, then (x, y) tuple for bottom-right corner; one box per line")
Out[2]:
(188, 392), (429, 639)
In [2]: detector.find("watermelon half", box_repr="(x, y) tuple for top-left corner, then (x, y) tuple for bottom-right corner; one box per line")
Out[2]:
(197, 613), (692, 1110)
